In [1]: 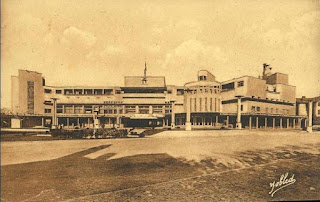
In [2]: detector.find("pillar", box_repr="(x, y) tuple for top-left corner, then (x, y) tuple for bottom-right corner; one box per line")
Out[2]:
(171, 102), (175, 129)
(236, 96), (242, 129)
(185, 96), (192, 130)
(280, 118), (283, 129)
(256, 117), (259, 129)
(226, 116), (229, 127)
(264, 117), (267, 129)
(293, 118), (296, 129)
(215, 116), (218, 126)
(116, 106), (120, 127)
(77, 118), (80, 127)
(249, 116), (252, 129)
(272, 118), (275, 129)
(135, 105), (139, 114)
(67, 118), (70, 128)
(149, 105), (153, 114)
(42, 117), (44, 127)
(307, 101), (313, 132)
(298, 118), (301, 129)
(287, 118), (289, 129)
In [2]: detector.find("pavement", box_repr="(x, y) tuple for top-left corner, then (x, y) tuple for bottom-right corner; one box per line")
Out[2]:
(1, 129), (320, 201)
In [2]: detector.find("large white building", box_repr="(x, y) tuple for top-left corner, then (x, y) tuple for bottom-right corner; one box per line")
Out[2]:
(11, 64), (306, 130)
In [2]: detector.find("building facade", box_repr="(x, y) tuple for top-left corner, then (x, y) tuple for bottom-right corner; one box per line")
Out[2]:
(11, 64), (306, 130)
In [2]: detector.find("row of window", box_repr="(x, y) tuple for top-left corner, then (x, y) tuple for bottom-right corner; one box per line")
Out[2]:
(190, 97), (220, 112)
(44, 89), (115, 95)
(250, 106), (290, 114)
(47, 105), (170, 114)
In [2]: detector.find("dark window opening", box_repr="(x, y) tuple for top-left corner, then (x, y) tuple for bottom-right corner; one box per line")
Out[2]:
(222, 82), (235, 90)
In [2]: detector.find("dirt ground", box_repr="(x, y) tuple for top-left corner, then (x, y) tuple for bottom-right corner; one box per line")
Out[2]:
(1, 130), (320, 201)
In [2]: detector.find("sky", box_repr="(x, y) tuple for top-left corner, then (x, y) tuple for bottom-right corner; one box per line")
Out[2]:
(1, 0), (320, 108)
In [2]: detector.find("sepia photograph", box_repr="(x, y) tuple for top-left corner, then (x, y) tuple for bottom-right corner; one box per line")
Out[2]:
(1, 0), (320, 201)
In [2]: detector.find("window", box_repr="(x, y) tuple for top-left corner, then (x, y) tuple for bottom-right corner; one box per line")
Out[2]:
(199, 98), (202, 111)
(84, 105), (92, 113)
(115, 90), (121, 94)
(271, 108), (274, 113)
(27, 81), (34, 114)
(177, 89), (184, 95)
(167, 90), (172, 94)
(276, 108), (279, 114)
(65, 105), (74, 114)
(199, 76), (207, 81)
(215, 98), (217, 111)
(64, 89), (73, 95)
(257, 106), (261, 112)
(57, 105), (63, 113)
(84, 89), (93, 95)
(237, 81), (244, 87)
(56, 90), (62, 94)
(44, 89), (52, 94)
(266, 107), (269, 113)
(74, 89), (83, 95)
(205, 98), (208, 111)
(251, 106), (255, 112)
(74, 105), (83, 114)
(44, 100), (52, 104)
(222, 82), (235, 90)
(45, 109), (51, 113)
(241, 105), (243, 111)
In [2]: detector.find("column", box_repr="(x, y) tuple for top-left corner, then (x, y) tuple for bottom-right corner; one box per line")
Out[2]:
(67, 118), (70, 129)
(171, 101), (175, 129)
(307, 101), (313, 132)
(185, 95), (192, 130)
(42, 117), (44, 127)
(256, 117), (259, 129)
(249, 116), (252, 129)
(264, 117), (267, 129)
(286, 118), (289, 129)
(149, 105), (153, 114)
(236, 96), (242, 129)
(116, 106), (120, 127)
(77, 118), (80, 127)
(162, 119), (165, 127)
(280, 118), (283, 129)
(293, 118), (296, 129)
(298, 118), (301, 129)
(226, 116), (229, 127)
(135, 105), (139, 114)
(215, 116), (218, 126)
(272, 117), (275, 129)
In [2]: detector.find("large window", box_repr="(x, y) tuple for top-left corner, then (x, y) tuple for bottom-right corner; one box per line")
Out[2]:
(56, 90), (62, 94)
(222, 82), (235, 90)
(57, 105), (63, 113)
(45, 109), (51, 113)
(27, 81), (34, 114)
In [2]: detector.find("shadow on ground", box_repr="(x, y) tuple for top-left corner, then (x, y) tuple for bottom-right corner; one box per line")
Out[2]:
(1, 144), (320, 201)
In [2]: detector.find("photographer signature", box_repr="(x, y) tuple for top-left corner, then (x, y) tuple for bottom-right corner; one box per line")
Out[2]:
(269, 172), (296, 197)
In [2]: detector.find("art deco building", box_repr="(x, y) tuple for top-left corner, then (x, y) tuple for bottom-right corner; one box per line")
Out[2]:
(11, 64), (306, 130)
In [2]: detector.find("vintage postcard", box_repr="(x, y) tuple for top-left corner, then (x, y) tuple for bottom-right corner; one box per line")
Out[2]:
(1, 0), (320, 201)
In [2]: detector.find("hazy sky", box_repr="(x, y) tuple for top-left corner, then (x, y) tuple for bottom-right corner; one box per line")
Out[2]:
(1, 0), (320, 108)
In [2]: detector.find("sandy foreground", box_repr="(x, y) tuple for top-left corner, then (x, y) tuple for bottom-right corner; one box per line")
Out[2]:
(2, 130), (320, 166)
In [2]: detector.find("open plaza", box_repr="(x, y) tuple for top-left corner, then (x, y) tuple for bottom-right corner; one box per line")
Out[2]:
(1, 129), (320, 201)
